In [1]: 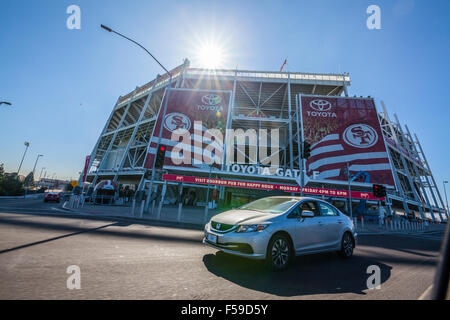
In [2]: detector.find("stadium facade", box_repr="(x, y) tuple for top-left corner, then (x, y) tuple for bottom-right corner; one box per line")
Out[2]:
(83, 59), (448, 222)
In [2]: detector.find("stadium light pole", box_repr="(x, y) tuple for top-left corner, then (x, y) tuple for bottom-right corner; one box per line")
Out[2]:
(24, 154), (43, 197)
(31, 155), (43, 182)
(17, 141), (30, 176)
(100, 24), (173, 216)
(38, 167), (46, 188)
(443, 180), (449, 213)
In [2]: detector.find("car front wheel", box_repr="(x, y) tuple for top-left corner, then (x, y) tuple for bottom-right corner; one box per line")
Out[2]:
(267, 234), (292, 271)
(339, 232), (354, 258)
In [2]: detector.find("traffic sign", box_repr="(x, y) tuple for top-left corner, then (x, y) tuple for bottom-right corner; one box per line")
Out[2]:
(71, 180), (79, 188)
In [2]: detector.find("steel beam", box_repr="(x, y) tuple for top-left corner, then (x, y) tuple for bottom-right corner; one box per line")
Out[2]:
(80, 96), (121, 185)
(113, 76), (160, 182)
(380, 102), (416, 219)
(414, 133), (447, 221)
(393, 114), (427, 220)
(91, 88), (138, 187)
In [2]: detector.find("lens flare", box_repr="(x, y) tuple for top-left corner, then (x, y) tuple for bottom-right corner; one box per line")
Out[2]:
(197, 44), (225, 69)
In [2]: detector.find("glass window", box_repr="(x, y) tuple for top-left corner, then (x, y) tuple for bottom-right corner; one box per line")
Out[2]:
(239, 197), (298, 214)
(299, 201), (319, 216)
(319, 202), (338, 216)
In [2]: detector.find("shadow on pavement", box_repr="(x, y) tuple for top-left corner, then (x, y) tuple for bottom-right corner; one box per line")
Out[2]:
(0, 222), (117, 254)
(203, 251), (392, 297)
(0, 216), (203, 253)
(358, 234), (442, 257)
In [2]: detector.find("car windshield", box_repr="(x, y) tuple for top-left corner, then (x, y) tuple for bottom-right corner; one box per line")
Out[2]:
(239, 197), (298, 214)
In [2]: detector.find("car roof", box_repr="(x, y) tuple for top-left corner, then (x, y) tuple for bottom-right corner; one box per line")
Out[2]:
(263, 196), (317, 201)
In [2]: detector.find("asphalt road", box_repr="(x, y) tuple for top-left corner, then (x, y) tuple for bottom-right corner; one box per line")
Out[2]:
(0, 198), (446, 300)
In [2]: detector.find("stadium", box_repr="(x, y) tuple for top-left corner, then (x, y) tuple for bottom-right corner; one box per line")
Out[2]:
(83, 59), (448, 223)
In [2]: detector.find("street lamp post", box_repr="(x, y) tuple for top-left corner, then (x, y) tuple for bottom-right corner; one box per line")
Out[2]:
(443, 180), (449, 214)
(101, 24), (173, 216)
(17, 141), (30, 176)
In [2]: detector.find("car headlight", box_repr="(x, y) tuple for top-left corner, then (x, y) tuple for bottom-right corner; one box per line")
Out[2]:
(236, 224), (268, 233)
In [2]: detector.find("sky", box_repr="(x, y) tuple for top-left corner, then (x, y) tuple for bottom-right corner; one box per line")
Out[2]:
(0, 0), (449, 199)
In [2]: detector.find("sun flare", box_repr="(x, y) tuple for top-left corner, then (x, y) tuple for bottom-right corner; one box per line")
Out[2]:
(196, 43), (225, 69)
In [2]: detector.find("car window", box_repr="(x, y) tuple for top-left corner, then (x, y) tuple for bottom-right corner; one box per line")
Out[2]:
(239, 197), (298, 214)
(299, 201), (320, 217)
(318, 202), (338, 216)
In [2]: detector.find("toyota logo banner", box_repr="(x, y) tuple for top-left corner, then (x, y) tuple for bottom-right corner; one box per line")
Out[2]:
(144, 88), (232, 170)
(300, 95), (395, 186)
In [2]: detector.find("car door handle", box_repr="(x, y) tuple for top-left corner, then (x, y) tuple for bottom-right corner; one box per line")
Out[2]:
(338, 220), (343, 224)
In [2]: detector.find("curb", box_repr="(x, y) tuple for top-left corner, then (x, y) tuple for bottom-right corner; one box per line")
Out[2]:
(357, 231), (431, 235)
(57, 206), (205, 230)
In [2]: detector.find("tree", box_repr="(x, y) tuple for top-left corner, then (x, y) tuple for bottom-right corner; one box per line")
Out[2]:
(0, 174), (25, 196)
(0, 164), (4, 177)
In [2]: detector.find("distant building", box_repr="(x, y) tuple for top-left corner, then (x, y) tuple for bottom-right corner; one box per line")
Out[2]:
(38, 178), (69, 191)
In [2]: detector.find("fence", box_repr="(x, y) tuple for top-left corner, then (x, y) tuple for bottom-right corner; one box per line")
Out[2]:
(352, 216), (431, 233)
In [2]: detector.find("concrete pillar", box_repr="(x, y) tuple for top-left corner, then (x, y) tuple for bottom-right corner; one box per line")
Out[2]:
(177, 184), (183, 223)
(139, 200), (145, 218)
(157, 181), (167, 220)
(131, 199), (136, 217)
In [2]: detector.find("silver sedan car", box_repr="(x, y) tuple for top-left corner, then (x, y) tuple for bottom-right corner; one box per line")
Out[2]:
(204, 196), (357, 271)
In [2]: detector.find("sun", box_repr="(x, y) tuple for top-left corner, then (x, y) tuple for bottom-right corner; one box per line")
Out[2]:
(196, 43), (225, 69)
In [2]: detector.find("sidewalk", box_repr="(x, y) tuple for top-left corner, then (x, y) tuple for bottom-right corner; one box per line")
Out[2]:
(354, 220), (445, 235)
(60, 200), (221, 228)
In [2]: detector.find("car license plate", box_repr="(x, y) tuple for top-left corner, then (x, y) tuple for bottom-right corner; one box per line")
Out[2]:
(207, 233), (217, 243)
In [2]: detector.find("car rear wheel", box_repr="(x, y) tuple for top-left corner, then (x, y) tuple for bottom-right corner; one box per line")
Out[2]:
(339, 232), (354, 258)
(267, 234), (292, 271)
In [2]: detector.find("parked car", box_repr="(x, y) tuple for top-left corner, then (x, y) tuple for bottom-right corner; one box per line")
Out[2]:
(44, 192), (60, 203)
(204, 196), (357, 271)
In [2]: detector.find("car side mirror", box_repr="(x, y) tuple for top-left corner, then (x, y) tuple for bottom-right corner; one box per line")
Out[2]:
(301, 210), (315, 218)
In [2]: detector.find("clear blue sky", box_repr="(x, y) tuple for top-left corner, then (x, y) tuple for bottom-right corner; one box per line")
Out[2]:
(0, 0), (449, 199)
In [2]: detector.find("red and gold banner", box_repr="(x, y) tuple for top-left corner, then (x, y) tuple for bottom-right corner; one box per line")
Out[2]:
(301, 95), (395, 186)
(144, 89), (231, 170)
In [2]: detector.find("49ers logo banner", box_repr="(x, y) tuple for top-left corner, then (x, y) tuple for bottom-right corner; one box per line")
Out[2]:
(300, 95), (395, 186)
(144, 88), (231, 170)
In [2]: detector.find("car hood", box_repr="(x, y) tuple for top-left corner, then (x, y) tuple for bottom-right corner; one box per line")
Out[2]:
(211, 209), (277, 225)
